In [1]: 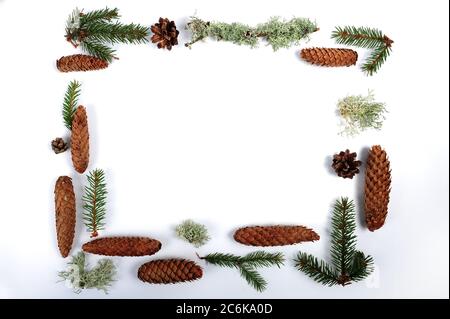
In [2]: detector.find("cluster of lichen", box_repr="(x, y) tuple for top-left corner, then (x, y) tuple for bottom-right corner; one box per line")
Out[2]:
(338, 91), (387, 136)
(175, 219), (210, 247)
(185, 17), (318, 50)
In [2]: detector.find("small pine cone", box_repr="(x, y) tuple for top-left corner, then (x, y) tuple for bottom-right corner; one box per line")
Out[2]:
(138, 259), (203, 284)
(82, 237), (162, 256)
(234, 225), (320, 246)
(332, 149), (362, 179)
(364, 145), (391, 231)
(54, 176), (76, 257)
(71, 106), (89, 174)
(151, 18), (179, 50)
(56, 54), (109, 72)
(51, 137), (69, 154)
(301, 48), (358, 67)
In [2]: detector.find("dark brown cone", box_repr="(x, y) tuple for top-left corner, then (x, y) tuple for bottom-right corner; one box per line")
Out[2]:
(301, 48), (358, 67)
(54, 176), (76, 258)
(56, 54), (109, 72)
(138, 259), (203, 284)
(71, 106), (89, 174)
(234, 225), (320, 246)
(51, 137), (69, 154)
(82, 237), (162, 256)
(151, 18), (179, 50)
(364, 145), (391, 231)
(332, 149), (362, 179)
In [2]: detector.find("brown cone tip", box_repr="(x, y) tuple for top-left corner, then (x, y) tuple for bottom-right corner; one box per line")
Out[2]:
(301, 48), (358, 67)
(71, 106), (89, 174)
(54, 176), (76, 258)
(56, 54), (109, 72)
(138, 259), (203, 284)
(364, 145), (391, 231)
(234, 225), (320, 247)
(82, 237), (162, 256)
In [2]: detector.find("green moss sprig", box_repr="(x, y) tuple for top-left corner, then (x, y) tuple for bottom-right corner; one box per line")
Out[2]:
(185, 17), (318, 50)
(175, 220), (210, 247)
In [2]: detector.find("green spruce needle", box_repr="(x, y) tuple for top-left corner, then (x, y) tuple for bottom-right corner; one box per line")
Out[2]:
(62, 80), (81, 130)
(175, 220), (210, 247)
(83, 169), (108, 238)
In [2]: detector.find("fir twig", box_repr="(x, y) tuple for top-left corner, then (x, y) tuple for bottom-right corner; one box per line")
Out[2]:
(294, 198), (375, 287)
(239, 264), (267, 292)
(62, 80), (81, 130)
(82, 169), (108, 238)
(80, 8), (120, 23)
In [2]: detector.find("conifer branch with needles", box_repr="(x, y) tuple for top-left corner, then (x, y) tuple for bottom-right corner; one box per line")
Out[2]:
(82, 169), (108, 238)
(294, 198), (374, 286)
(62, 80), (81, 130)
(198, 251), (284, 292)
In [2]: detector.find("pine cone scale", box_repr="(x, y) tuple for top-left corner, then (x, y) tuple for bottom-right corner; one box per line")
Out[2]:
(71, 106), (90, 174)
(301, 48), (358, 67)
(57, 54), (109, 72)
(234, 226), (320, 246)
(54, 176), (76, 257)
(138, 259), (203, 284)
(82, 237), (162, 256)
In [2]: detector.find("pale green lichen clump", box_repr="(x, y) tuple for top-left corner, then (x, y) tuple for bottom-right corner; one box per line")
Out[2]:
(338, 91), (387, 136)
(176, 219), (210, 247)
(185, 17), (318, 50)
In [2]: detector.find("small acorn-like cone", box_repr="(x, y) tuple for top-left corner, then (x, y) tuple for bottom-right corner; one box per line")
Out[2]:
(82, 237), (162, 256)
(54, 176), (76, 258)
(301, 48), (358, 67)
(234, 225), (320, 246)
(71, 106), (89, 174)
(56, 54), (109, 72)
(364, 145), (391, 231)
(138, 259), (203, 284)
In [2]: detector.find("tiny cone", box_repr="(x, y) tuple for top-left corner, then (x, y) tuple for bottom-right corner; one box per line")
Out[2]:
(138, 259), (203, 284)
(71, 106), (89, 174)
(82, 237), (162, 256)
(56, 54), (109, 72)
(54, 176), (76, 257)
(364, 145), (391, 231)
(301, 48), (358, 67)
(234, 225), (320, 246)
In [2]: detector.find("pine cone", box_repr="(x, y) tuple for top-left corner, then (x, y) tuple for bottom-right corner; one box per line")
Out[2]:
(71, 106), (89, 174)
(364, 145), (391, 231)
(301, 48), (358, 67)
(331, 149), (362, 179)
(51, 137), (69, 154)
(138, 259), (203, 284)
(234, 225), (320, 246)
(56, 54), (109, 72)
(54, 176), (76, 258)
(82, 237), (162, 256)
(151, 18), (179, 50)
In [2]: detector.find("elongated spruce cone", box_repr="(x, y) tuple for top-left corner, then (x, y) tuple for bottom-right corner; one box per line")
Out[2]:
(54, 176), (76, 257)
(234, 225), (320, 246)
(301, 48), (358, 67)
(56, 54), (109, 72)
(138, 259), (203, 284)
(82, 237), (162, 256)
(71, 106), (89, 174)
(364, 145), (391, 231)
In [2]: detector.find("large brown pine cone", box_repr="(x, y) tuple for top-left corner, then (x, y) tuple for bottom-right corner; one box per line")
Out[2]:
(364, 145), (391, 231)
(151, 18), (179, 50)
(301, 48), (358, 67)
(71, 106), (89, 174)
(332, 149), (362, 179)
(54, 176), (76, 258)
(82, 237), (162, 256)
(234, 225), (320, 246)
(56, 54), (109, 72)
(138, 259), (203, 284)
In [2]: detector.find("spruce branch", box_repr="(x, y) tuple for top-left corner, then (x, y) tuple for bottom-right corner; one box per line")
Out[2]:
(82, 169), (108, 238)
(294, 198), (375, 287)
(331, 26), (393, 76)
(81, 39), (117, 62)
(199, 251), (285, 292)
(62, 80), (81, 130)
(80, 8), (120, 23)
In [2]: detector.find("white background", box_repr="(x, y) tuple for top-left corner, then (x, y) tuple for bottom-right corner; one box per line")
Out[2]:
(0, 0), (448, 299)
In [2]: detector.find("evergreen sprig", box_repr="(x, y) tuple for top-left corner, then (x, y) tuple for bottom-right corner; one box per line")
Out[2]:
(65, 7), (149, 62)
(62, 80), (81, 130)
(331, 26), (393, 76)
(185, 17), (318, 50)
(82, 169), (108, 238)
(199, 251), (284, 292)
(58, 252), (116, 294)
(294, 197), (374, 286)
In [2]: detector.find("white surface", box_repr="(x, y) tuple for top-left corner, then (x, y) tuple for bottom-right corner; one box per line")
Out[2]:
(0, 0), (448, 299)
